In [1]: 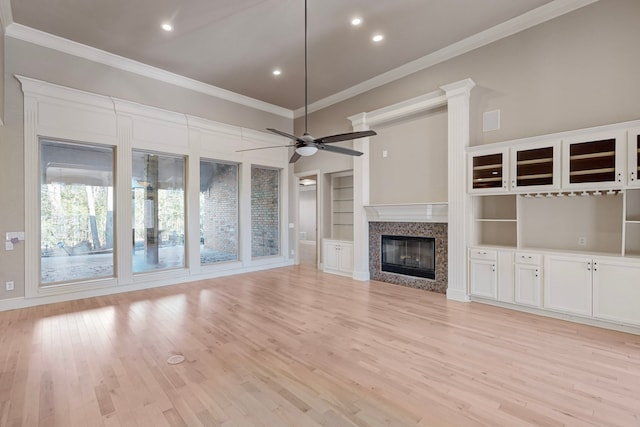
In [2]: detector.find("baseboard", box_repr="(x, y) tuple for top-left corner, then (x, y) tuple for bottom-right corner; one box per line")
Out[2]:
(446, 288), (470, 302)
(352, 270), (370, 281)
(471, 296), (640, 336)
(0, 259), (294, 312)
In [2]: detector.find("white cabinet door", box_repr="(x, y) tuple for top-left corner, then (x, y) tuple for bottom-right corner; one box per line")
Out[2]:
(514, 264), (542, 307)
(323, 241), (339, 271)
(497, 251), (515, 303)
(339, 242), (353, 273)
(509, 141), (561, 192)
(544, 255), (593, 316)
(468, 149), (509, 194)
(469, 259), (497, 299)
(593, 260), (640, 325)
(628, 127), (640, 187)
(323, 240), (353, 276)
(561, 130), (626, 190)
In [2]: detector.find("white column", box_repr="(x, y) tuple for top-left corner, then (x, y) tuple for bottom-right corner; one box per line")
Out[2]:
(349, 113), (371, 281)
(441, 79), (475, 301)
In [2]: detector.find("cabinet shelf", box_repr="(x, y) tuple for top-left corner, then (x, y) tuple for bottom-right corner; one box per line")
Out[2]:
(517, 158), (552, 166)
(517, 173), (553, 180)
(569, 167), (615, 176)
(473, 164), (502, 171)
(569, 151), (615, 161)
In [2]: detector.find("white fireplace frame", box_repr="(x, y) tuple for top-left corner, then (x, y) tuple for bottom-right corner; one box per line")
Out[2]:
(348, 78), (475, 301)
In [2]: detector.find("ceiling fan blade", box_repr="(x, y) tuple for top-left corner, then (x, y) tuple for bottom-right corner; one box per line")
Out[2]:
(236, 144), (295, 152)
(266, 128), (305, 143)
(314, 130), (377, 144)
(317, 144), (363, 157)
(289, 152), (301, 163)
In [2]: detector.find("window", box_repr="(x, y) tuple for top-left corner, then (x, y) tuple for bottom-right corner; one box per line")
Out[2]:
(132, 151), (186, 273)
(200, 159), (239, 264)
(251, 166), (280, 258)
(40, 139), (114, 285)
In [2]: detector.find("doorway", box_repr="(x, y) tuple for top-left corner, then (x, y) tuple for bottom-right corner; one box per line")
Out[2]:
(298, 174), (318, 266)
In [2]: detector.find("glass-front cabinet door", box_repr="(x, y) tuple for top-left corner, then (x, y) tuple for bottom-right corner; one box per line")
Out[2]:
(561, 130), (626, 189)
(468, 149), (509, 193)
(509, 141), (561, 192)
(628, 127), (640, 187)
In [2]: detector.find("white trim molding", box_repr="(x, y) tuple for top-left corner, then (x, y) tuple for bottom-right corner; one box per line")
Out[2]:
(16, 75), (292, 304)
(6, 23), (293, 119)
(296, 0), (598, 118)
(348, 78), (475, 297)
(0, 0), (12, 31)
(441, 79), (476, 302)
(364, 203), (448, 223)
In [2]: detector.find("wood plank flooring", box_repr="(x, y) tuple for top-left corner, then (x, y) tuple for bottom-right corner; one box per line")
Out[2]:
(0, 265), (639, 426)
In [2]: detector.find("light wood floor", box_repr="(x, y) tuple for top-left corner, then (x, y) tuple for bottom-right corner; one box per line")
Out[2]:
(0, 266), (639, 427)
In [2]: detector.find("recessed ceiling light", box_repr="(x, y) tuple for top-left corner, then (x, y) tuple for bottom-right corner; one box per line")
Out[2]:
(272, 69), (282, 76)
(372, 34), (384, 42)
(161, 23), (173, 32)
(351, 17), (362, 26)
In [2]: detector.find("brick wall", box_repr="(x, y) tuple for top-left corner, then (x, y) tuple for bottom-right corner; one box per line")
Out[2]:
(201, 162), (238, 261)
(251, 167), (280, 257)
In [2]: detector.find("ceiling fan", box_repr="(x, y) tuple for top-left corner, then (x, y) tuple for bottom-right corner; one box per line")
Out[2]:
(237, 0), (376, 163)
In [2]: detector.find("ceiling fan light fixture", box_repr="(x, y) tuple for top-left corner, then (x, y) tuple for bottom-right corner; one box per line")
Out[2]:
(296, 145), (318, 157)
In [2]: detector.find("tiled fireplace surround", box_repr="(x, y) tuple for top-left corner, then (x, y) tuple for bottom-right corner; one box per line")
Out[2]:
(369, 221), (448, 294)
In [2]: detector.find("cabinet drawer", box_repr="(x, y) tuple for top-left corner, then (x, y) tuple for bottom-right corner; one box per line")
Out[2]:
(515, 252), (541, 265)
(469, 248), (497, 261)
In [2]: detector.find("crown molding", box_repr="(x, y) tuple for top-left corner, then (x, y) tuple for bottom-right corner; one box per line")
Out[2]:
(0, 0), (12, 32)
(6, 23), (294, 119)
(294, 0), (599, 119)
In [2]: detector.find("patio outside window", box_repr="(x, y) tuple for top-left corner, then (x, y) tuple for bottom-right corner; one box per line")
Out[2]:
(132, 151), (186, 273)
(40, 139), (115, 285)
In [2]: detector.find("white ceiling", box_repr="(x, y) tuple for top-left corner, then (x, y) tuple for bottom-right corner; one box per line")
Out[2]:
(7, 0), (575, 111)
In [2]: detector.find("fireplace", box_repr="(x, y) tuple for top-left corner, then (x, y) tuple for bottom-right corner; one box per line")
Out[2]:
(369, 222), (447, 293)
(381, 235), (435, 279)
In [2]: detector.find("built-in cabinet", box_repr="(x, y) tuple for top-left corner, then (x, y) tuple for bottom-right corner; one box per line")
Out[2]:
(514, 252), (542, 308)
(469, 149), (508, 193)
(627, 127), (640, 186)
(467, 120), (640, 331)
(593, 260), (640, 325)
(323, 172), (354, 277)
(544, 255), (593, 316)
(469, 249), (497, 299)
(330, 173), (354, 241)
(323, 239), (353, 276)
(561, 131), (626, 189)
(510, 141), (561, 192)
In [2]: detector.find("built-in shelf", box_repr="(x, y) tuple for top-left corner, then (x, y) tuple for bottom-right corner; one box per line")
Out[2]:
(331, 173), (354, 241)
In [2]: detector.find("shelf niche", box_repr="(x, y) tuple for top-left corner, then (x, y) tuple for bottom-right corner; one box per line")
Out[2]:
(519, 193), (623, 254)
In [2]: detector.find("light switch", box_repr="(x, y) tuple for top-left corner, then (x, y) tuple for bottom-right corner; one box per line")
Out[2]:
(5, 241), (13, 251)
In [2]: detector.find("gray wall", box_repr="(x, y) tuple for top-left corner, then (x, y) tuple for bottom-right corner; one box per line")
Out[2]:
(0, 37), (292, 300)
(294, 0), (640, 202)
(370, 108), (448, 204)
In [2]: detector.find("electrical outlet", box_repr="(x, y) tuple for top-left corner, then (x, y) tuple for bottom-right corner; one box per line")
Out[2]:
(5, 281), (14, 291)
(578, 236), (587, 246)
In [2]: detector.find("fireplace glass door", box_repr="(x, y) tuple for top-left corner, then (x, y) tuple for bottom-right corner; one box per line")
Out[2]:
(381, 235), (435, 279)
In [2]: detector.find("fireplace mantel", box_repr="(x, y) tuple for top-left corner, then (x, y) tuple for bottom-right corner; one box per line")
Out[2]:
(364, 203), (448, 223)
